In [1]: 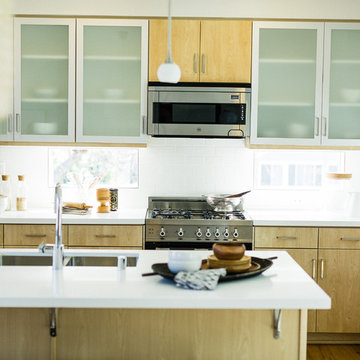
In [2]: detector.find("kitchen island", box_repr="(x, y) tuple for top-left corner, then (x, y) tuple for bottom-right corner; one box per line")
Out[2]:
(0, 249), (330, 360)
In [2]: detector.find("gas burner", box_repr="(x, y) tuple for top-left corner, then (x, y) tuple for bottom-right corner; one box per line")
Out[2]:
(151, 208), (246, 220)
(151, 209), (193, 219)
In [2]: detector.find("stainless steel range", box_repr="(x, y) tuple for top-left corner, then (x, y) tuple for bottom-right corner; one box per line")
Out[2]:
(145, 197), (253, 250)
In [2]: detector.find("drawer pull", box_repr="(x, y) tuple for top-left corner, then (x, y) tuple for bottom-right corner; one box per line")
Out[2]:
(320, 258), (324, 279)
(95, 235), (116, 238)
(276, 236), (297, 240)
(25, 234), (47, 238)
(340, 237), (360, 241)
(312, 259), (316, 279)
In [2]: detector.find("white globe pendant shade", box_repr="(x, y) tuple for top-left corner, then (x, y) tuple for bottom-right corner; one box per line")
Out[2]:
(157, 62), (181, 83)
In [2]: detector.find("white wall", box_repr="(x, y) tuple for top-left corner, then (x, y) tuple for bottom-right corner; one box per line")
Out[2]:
(12, 0), (360, 20)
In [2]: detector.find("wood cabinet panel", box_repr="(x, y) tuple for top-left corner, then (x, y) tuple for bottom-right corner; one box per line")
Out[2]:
(68, 225), (143, 248)
(57, 308), (304, 360)
(0, 225), (3, 247)
(317, 249), (360, 333)
(4, 224), (68, 247)
(319, 228), (360, 249)
(256, 247), (317, 332)
(255, 227), (318, 248)
(200, 20), (252, 83)
(149, 19), (200, 82)
(0, 308), (52, 360)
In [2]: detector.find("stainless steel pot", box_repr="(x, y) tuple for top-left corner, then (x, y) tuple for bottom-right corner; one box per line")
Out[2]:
(202, 191), (251, 212)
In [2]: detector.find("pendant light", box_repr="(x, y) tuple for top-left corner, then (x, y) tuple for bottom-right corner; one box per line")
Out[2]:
(157, 0), (181, 83)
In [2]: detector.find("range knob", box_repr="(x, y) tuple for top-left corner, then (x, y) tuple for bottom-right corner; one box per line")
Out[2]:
(233, 228), (239, 238)
(196, 228), (202, 238)
(159, 227), (166, 238)
(223, 228), (230, 238)
(178, 227), (184, 237)
(205, 228), (212, 238)
(214, 228), (220, 238)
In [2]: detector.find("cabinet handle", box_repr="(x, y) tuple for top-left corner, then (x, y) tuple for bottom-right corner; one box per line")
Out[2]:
(315, 117), (320, 136)
(276, 236), (297, 240)
(7, 114), (13, 133)
(340, 237), (360, 241)
(194, 53), (198, 73)
(320, 258), (324, 279)
(312, 259), (316, 279)
(25, 234), (47, 238)
(322, 117), (327, 137)
(95, 235), (116, 238)
(15, 113), (21, 133)
(202, 54), (205, 73)
(142, 115), (147, 134)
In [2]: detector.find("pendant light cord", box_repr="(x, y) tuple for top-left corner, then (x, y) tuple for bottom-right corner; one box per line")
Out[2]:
(166, 0), (173, 63)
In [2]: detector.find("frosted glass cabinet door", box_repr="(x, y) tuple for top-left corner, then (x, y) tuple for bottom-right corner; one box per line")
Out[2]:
(322, 23), (360, 145)
(76, 19), (148, 143)
(14, 18), (75, 142)
(251, 22), (324, 145)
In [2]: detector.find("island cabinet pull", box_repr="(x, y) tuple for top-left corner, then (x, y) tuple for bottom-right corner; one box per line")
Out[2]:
(25, 234), (46, 238)
(202, 54), (206, 73)
(194, 53), (198, 73)
(315, 117), (320, 136)
(320, 259), (324, 279)
(340, 237), (360, 241)
(312, 259), (316, 279)
(95, 234), (116, 238)
(276, 236), (297, 240)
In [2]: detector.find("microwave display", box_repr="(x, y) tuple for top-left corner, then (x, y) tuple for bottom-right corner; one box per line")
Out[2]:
(152, 103), (246, 125)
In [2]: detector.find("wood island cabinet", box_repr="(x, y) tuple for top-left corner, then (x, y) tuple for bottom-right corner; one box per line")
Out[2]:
(255, 226), (360, 336)
(149, 19), (252, 83)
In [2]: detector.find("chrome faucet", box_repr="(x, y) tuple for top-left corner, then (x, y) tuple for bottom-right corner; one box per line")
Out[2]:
(38, 183), (64, 270)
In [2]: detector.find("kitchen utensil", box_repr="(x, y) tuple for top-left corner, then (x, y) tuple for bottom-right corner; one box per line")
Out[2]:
(203, 190), (251, 212)
(143, 256), (274, 282)
(96, 188), (110, 213)
(63, 202), (93, 210)
(212, 243), (245, 260)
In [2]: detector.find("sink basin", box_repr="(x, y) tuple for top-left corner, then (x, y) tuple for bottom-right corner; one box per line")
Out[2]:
(0, 250), (139, 267)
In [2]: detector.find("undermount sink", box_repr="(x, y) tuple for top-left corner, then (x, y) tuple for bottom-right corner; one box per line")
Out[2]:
(0, 250), (139, 267)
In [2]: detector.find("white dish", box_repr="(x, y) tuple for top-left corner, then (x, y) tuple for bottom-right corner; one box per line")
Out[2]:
(33, 122), (58, 135)
(35, 88), (58, 98)
(168, 250), (202, 273)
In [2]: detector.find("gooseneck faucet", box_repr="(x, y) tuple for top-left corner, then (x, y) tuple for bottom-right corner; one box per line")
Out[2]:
(53, 183), (64, 270)
(38, 183), (64, 270)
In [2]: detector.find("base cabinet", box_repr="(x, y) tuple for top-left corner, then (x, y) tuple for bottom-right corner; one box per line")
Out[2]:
(255, 226), (360, 335)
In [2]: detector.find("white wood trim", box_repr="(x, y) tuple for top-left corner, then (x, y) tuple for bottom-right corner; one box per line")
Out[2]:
(13, 17), (76, 143)
(250, 21), (324, 146)
(76, 19), (148, 144)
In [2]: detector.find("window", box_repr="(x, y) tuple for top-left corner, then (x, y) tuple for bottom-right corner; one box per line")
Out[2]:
(48, 147), (139, 188)
(254, 151), (344, 190)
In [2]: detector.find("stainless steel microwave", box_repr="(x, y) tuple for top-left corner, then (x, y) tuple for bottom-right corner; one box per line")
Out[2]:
(147, 84), (251, 138)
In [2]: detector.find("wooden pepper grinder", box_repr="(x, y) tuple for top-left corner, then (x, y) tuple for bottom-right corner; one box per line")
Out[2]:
(96, 188), (110, 213)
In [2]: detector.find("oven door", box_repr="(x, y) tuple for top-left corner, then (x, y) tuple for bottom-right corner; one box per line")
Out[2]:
(147, 88), (249, 137)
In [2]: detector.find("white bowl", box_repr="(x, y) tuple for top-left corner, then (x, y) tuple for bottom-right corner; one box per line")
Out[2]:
(33, 122), (58, 135)
(0, 196), (8, 212)
(341, 89), (360, 103)
(168, 251), (202, 273)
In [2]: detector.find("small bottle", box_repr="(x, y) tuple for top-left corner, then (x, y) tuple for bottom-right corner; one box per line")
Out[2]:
(1, 175), (11, 211)
(16, 175), (27, 211)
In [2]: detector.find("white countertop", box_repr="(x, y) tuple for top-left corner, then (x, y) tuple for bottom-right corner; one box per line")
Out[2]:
(0, 249), (330, 310)
(0, 208), (146, 225)
(248, 209), (360, 227)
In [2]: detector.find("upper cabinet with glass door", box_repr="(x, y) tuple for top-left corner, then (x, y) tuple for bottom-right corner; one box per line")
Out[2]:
(322, 23), (360, 146)
(13, 18), (75, 142)
(76, 19), (148, 143)
(250, 22), (324, 146)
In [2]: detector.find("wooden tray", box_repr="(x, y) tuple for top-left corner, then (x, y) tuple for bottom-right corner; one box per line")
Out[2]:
(149, 257), (274, 283)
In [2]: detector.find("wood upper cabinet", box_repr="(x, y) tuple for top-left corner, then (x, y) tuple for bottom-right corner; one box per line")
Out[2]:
(149, 19), (252, 83)
(4, 224), (68, 247)
(149, 20), (200, 82)
(68, 225), (143, 248)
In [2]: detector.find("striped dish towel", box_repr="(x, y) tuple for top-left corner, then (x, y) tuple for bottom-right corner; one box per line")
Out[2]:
(174, 268), (227, 290)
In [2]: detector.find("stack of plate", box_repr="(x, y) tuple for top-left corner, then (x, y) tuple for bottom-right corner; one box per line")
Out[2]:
(207, 254), (252, 273)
